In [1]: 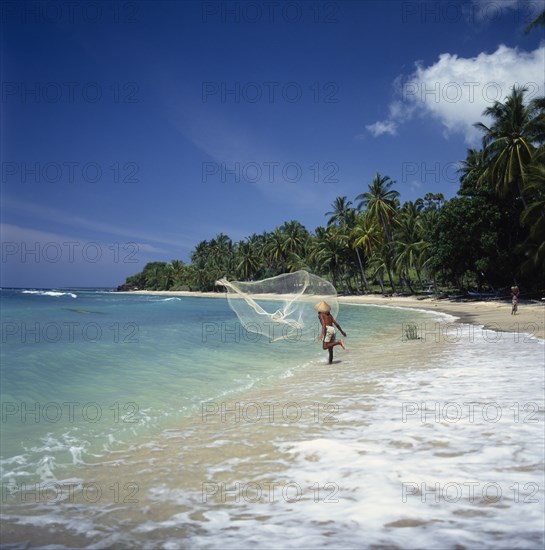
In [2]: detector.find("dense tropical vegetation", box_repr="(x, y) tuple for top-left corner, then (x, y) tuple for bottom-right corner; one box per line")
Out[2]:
(121, 86), (544, 298)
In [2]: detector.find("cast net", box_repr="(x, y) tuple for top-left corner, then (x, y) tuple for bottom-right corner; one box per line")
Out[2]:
(216, 270), (339, 342)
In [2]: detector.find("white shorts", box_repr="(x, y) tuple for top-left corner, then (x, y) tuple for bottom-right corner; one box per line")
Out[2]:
(323, 325), (336, 343)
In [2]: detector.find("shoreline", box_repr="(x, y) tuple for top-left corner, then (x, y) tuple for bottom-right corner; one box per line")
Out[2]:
(120, 290), (545, 340)
(3, 291), (543, 547)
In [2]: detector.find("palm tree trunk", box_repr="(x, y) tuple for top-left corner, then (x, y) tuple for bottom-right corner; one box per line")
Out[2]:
(380, 212), (391, 243)
(377, 270), (385, 294)
(405, 262), (415, 293)
(344, 271), (351, 294)
(354, 249), (370, 292)
(387, 267), (397, 294)
(415, 266), (423, 289)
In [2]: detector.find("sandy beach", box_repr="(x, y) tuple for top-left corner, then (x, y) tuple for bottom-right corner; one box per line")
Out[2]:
(122, 290), (545, 341)
(2, 288), (544, 548)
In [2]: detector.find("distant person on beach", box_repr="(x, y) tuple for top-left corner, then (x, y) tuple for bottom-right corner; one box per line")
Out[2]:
(315, 301), (346, 364)
(511, 286), (519, 315)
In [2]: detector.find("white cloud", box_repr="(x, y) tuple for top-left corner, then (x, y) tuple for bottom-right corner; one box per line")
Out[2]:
(367, 43), (545, 144)
(366, 120), (398, 137)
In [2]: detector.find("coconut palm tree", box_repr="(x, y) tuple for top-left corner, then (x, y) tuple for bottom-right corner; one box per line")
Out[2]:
(415, 207), (438, 288)
(458, 148), (487, 191)
(519, 144), (545, 274)
(169, 259), (186, 288)
(280, 220), (308, 259)
(310, 226), (347, 289)
(208, 233), (235, 280)
(356, 172), (400, 242)
(350, 212), (380, 292)
(326, 196), (354, 226)
(285, 252), (309, 273)
(474, 87), (544, 208)
(326, 199), (370, 292)
(191, 240), (208, 266)
(368, 245), (394, 294)
(356, 173), (400, 291)
(394, 208), (428, 291)
(235, 240), (260, 280)
(144, 262), (168, 290)
(263, 228), (287, 273)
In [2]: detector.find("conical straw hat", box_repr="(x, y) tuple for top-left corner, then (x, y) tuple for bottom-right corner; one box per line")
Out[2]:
(314, 300), (331, 313)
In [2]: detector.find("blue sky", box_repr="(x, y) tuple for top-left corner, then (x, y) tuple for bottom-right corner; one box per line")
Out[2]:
(1, 0), (544, 287)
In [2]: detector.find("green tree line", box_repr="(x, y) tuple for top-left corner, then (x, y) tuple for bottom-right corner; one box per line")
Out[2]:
(121, 87), (544, 297)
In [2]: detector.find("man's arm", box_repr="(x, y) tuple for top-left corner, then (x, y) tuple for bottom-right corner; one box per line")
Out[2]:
(333, 318), (346, 337)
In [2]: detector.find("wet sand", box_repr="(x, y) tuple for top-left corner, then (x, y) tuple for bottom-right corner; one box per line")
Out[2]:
(3, 294), (543, 547)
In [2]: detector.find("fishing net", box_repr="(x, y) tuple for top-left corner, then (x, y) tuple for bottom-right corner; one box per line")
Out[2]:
(216, 270), (339, 342)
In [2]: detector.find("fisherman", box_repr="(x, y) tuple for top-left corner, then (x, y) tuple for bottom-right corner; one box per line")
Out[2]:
(315, 300), (346, 364)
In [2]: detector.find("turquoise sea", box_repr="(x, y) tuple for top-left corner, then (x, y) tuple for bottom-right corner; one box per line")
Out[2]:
(1, 288), (409, 484)
(1, 288), (544, 549)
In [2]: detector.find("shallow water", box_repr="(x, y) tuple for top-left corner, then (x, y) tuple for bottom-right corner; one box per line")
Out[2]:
(1, 289), (543, 548)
